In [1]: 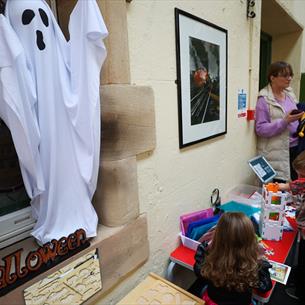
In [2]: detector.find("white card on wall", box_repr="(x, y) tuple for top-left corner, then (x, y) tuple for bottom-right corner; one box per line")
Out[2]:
(238, 89), (247, 118)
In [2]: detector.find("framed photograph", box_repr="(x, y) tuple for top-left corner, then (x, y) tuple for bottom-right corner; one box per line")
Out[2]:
(175, 8), (227, 148)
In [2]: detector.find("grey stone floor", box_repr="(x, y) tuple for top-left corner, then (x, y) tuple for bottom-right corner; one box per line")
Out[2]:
(266, 283), (301, 305)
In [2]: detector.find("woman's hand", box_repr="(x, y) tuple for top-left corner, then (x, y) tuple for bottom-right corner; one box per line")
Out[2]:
(285, 111), (304, 123)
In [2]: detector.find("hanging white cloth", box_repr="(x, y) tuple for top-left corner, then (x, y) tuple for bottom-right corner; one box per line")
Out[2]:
(0, 0), (108, 244)
(0, 14), (44, 200)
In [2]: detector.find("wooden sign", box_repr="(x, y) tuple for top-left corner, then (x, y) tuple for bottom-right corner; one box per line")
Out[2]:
(24, 249), (102, 305)
(0, 229), (90, 296)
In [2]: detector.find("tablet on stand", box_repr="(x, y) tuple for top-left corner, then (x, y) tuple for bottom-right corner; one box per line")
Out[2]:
(248, 155), (277, 184)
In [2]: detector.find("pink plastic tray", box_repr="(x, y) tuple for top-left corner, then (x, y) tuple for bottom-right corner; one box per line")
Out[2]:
(180, 208), (214, 236)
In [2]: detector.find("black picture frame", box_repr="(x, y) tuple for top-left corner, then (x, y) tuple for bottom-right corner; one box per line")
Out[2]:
(175, 8), (228, 148)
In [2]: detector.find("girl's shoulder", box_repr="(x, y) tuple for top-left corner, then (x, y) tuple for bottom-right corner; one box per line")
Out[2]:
(258, 259), (272, 270)
(194, 241), (208, 264)
(194, 241), (209, 279)
(256, 259), (272, 293)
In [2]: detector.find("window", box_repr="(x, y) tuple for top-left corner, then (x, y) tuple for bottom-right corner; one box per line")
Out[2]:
(0, 120), (34, 249)
(259, 32), (272, 90)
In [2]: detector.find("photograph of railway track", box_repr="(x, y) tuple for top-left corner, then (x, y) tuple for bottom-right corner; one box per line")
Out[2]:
(175, 9), (227, 147)
(189, 37), (220, 125)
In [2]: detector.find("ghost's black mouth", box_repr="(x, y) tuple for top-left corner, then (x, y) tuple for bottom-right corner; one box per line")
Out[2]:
(36, 30), (45, 50)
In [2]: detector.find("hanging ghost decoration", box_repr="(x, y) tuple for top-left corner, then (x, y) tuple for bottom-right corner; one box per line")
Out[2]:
(0, 0), (108, 244)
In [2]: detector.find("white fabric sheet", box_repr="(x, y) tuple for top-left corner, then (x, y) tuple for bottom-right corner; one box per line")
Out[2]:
(0, 0), (108, 243)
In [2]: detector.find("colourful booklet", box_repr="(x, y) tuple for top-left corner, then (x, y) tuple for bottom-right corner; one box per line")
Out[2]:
(268, 260), (291, 285)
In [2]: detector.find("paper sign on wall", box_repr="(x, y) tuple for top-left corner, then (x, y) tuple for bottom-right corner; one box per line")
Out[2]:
(238, 89), (247, 118)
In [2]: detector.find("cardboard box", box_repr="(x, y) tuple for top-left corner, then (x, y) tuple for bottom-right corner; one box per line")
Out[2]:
(117, 273), (204, 305)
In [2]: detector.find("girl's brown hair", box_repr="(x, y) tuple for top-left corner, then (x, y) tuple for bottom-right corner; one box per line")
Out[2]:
(292, 150), (305, 173)
(267, 61), (294, 83)
(201, 212), (259, 292)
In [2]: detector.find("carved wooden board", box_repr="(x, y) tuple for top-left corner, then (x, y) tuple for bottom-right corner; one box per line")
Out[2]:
(117, 273), (205, 305)
(24, 249), (101, 305)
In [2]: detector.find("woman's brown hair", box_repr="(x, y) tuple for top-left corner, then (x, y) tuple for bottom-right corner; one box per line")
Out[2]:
(201, 212), (259, 292)
(267, 61), (294, 83)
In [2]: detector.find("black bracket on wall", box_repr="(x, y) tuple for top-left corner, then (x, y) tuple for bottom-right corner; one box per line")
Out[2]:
(247, 0), (256, 18)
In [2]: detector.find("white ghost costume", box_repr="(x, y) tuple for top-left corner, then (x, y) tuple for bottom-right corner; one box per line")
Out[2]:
(0, 0), (108, 244)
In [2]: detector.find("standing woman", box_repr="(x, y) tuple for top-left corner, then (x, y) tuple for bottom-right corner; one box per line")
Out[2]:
(255, 61), (304, 181)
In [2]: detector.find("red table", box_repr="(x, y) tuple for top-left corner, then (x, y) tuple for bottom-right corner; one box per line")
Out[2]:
(169, 217), (298, 304)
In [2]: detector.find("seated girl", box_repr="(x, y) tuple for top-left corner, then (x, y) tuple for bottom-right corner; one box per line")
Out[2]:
(193, 212), (272, 305)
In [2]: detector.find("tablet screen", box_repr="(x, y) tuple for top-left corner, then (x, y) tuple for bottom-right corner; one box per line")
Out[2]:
(248, 155), (276, 183)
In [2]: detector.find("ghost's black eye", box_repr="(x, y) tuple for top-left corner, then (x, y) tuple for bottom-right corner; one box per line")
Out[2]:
(22, 9), (35, 25)
(39, 8), (49, 27)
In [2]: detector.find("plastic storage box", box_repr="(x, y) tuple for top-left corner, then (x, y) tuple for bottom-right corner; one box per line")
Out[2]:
(224, 184), (263, 208)
(179, 207), (214, 250)
(179, 232), (200, 251)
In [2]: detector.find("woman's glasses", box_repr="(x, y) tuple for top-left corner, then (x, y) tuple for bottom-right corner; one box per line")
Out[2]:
(277, 73), (293, 79)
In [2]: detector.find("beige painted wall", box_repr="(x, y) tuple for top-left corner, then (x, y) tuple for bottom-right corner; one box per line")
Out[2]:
(260, 0), (304, 96)
(274, 0), (305, 95)
(129, 0), (259, 252)
(277, 0), (305, 72)
(272, 31), (303, 94)
(268, 0), (305, 96)
(95, 0), (305, 304)
(95, 1), (260, 304)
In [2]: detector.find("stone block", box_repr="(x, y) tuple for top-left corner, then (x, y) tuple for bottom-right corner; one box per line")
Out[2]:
(96, 214), (149, 296)
(101, 84), (155, 160)
(93, 156), (139, 227)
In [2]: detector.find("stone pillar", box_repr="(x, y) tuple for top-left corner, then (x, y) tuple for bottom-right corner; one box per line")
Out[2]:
(98, 0), (130, 84)
(94, 84), (155, 226)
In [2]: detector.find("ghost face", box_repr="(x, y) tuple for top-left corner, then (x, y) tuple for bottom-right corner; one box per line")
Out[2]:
(22, 8), (49, 50)
(23, 8), (50, 51)
(6, 0), (52, 52)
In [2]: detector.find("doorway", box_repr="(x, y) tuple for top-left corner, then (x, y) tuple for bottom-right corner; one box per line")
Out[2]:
(260, 0), (303, 95)
(259, 32), (272, 90)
